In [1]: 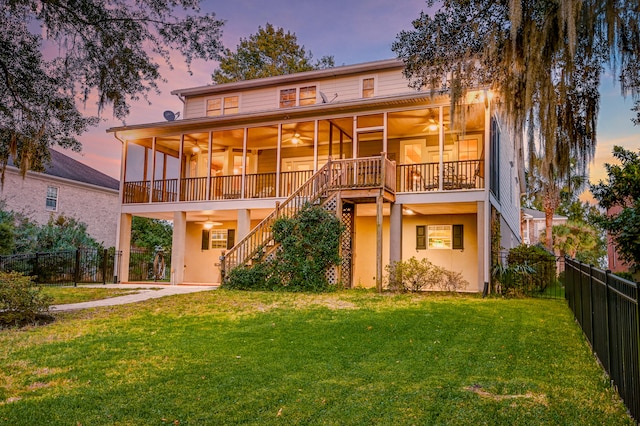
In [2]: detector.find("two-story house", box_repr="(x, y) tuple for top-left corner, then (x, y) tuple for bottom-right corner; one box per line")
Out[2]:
(109, 59), (523, 291)
(2, 149), (120, 248)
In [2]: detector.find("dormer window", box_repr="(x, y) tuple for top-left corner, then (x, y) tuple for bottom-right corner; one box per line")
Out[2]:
(206, 95), (239, 117)
(299, 86), (317, 105)
(279, 85), (317, 108)
(279, 88), (297, 108)
(362, 77), (375, 98)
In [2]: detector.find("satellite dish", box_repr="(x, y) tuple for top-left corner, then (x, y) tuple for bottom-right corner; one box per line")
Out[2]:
(320, 91), (328, 104)
(163, 111), (180, 121)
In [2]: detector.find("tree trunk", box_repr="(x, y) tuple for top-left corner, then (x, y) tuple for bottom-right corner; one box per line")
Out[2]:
(542, 185), (559, 252)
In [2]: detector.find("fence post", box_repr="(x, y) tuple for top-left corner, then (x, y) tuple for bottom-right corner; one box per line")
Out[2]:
(605, 270), (612, 378)
(34, 252), (40, 283)
(589, 264), (594, 345)
(102, 248), (108, 285)
(635, 275), (640, 414)
(74, 250), (81, 287)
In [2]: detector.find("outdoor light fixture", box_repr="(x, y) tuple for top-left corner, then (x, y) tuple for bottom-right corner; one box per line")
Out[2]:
(291, 133), (301, 144)
(403, 208), (415, 215)
(202, 217), (222, 230)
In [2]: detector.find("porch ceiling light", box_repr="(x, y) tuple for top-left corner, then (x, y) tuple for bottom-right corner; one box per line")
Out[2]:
(403, 208), (415, 215)
(203, 218), (222, 230)
(291, 133), (301, 144)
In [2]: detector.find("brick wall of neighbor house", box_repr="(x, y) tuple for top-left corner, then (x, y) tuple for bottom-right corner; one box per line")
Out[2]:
(2, 169), (119, 248)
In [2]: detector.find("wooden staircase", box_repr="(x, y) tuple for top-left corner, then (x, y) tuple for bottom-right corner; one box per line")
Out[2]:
(221, 155), (396, 282)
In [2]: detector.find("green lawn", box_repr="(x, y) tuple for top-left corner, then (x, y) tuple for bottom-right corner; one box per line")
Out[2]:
(0, 290), (632, 425)
(41, 286), (159, 305)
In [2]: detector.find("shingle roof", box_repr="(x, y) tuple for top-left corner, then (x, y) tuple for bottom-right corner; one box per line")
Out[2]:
(522, 207), (567, 221)
(9, 150), (119, 191)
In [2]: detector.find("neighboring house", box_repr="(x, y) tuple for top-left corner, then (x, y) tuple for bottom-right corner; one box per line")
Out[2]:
(521, 207), (568, 246)
(109, 58), (523, 290)
(2, 150), (120, 248)
(606, 205), (633, 274)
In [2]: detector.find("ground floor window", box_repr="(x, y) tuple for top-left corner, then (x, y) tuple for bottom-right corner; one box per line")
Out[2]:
(427, 224), (464, 250)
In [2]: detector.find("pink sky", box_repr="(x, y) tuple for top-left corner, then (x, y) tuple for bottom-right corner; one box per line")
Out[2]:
(59, 0), (638, 194)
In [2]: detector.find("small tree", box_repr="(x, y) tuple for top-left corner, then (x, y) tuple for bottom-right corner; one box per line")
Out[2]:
(212, 23), (334, 84)
(591, 146), (640, 271)
(551, 222), (605, 267)
(36, 215), (101, 251)
(0, 271), (53, 327)
(131, 217), (173, 251)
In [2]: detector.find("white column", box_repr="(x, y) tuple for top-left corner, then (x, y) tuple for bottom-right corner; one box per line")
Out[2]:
(171, 211), (187, 285)
(389, 203), (402, 265)
(477, 201), (486, 293)
(117, 213), (132, 283)
(376, 194), (384, 292)
(237, 209), (251, 240)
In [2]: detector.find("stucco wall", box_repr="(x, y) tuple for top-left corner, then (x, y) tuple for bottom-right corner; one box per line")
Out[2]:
(353, 213), (480, 292)
(2, 169), (119, 248)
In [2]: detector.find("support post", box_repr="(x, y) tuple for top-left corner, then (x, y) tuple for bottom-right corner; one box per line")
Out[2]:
(376, 192), (383, 293)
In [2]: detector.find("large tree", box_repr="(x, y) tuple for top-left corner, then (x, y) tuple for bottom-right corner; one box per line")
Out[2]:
(212, 23), (334, 84)
(1, 0), (224, 182)
(591, 145), (640, 270)
(393, 1), (640, 247)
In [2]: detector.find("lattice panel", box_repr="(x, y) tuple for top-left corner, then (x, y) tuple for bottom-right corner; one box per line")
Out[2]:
(325, 265), (338, 285)
(340, 202), (355, 288)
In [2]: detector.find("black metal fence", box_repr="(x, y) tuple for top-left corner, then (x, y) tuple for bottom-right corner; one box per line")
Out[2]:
(0, 248), (121, 286)
(565, 257), (640, 422)
(128, 248), (171, 282)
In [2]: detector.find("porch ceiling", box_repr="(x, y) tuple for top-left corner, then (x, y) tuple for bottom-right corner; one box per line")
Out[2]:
(356, 202), (478, 217)
(130, 208), (275, 224)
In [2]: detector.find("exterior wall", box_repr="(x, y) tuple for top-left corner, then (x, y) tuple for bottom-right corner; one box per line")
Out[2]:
(183, 68), (411, 119)
(2, 169), (119, 247)
(353, 212), (480, 291)
(183, 221), (232, 283)
(494, 123), (521, 250)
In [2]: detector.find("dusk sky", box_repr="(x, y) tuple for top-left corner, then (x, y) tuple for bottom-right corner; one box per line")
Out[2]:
(61, 0), (638, 193)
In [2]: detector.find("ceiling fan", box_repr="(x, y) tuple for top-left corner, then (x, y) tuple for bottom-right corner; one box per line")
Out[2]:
(282, 132), (313, 145)
(195, 217), (222, 230)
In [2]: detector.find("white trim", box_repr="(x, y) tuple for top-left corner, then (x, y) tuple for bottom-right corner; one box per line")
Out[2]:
(45, 185), (59, 212)
(360, 75), (377, 98)
(204, 93), (241, 117)
(276, 82), (319, 108)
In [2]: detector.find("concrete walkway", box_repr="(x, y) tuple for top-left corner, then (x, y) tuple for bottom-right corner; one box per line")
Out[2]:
(51, 284), (217, 312)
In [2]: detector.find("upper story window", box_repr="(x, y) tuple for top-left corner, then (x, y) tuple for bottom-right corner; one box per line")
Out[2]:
(46, 186), (58, 211)
(279, 88), (297, 108)
(279, 85), (317, 108)
(206, 95), (239, 117)
(299, 86), (317, 105)
(362, 77), (375, 98)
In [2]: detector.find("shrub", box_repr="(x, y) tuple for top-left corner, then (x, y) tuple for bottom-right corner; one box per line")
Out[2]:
(493, 245), (557, 297)
(0, 271), (53, 327)
(223, 205), (344, 292)
(384, 257), (468, 292)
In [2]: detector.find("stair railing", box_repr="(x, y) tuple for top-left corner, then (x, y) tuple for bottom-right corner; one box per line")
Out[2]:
(221, 155), (394, 278)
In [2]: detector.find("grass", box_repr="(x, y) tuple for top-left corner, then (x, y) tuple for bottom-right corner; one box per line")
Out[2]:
(40, 287), (159, 305)
(0, 290), (632, 425)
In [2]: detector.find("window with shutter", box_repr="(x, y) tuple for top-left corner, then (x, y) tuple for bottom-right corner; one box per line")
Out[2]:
(452, 224), (464, 250)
